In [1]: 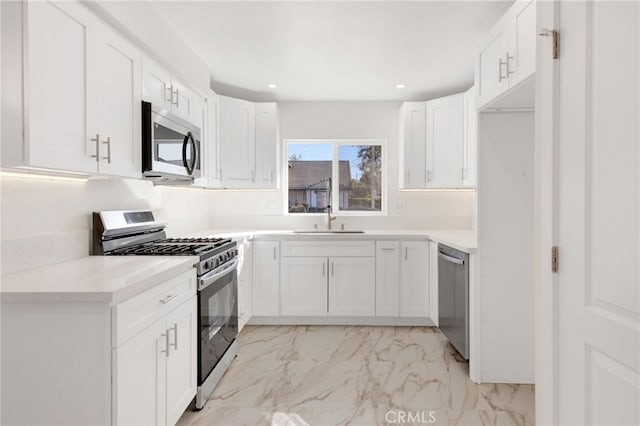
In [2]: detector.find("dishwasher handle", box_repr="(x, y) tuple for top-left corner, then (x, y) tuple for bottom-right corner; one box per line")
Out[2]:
(438, 250), (465, 266)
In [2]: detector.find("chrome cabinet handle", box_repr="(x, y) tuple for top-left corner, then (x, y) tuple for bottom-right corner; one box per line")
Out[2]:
(270, 170), (274, 183)
(331, 262), (334, 276)
(170, 323), (178, 350)
(173, 87), (179, 107)
(160, 331), (170, 357)
(90, 134), (100, 162)
(380, 247), (395, 251)
(102, 137), (111, 163)
(405, 247), (408, 260)
(166, 85), (173, 104)
(273, 246), (277, 260)
(251, 171), (255, 183)
(498, 57), (507, 82)
(159, 294), (177, 304)
(506, 53), (515, 75)
(427, 170), (433, 182)
(322, 261), (325, 277)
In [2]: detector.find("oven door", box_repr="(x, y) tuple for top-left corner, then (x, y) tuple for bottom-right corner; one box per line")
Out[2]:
(197, 258), (239, 385)
(142, 101), (202, 179)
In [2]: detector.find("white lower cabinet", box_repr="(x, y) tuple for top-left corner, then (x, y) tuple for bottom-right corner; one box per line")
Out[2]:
(429, 241), (439, 326)
(252, 240), (280, 316)
(281, 257), (328, 316)
(114, 295), (197, 426)
(400, 241), (430, 318)
(237, 237), (253, 331)
(328, 257), (375, 316)
(375, 241), (401, 317)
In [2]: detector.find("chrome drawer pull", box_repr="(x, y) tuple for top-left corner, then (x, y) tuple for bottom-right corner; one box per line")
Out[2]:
(159, 294), (177, 304)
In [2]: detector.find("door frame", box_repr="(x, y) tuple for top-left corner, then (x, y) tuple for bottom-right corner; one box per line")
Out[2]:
(534, 0), (560, 424)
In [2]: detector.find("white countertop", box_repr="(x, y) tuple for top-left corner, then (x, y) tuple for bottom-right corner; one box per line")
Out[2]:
(193, 229), (477, 253)
(0, 256), (198, 303)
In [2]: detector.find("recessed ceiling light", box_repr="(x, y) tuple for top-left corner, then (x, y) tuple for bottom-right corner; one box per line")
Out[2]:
(267, 83), (277, 89)
(395, 83), (407, 89)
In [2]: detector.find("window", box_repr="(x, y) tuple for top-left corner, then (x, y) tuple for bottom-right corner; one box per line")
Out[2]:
(286, 140), (384, 214)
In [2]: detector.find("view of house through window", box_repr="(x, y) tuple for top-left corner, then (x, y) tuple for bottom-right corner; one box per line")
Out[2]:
(287, 141), (383, 214)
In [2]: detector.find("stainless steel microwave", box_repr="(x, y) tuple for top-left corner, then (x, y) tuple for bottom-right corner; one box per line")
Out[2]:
(142, 101), (202, 182)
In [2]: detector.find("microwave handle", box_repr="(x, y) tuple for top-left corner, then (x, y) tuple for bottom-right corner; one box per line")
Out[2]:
(182, 132), (197, 176)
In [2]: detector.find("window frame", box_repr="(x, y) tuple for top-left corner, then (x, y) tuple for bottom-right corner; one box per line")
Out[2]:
(283, 139), (387, 216)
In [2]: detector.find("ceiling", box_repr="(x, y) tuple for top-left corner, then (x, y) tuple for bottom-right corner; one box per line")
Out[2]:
(151, 1), (513, 102)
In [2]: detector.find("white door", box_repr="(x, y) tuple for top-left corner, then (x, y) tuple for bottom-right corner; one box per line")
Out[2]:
(26, 0), (97, 173)
(554, 2), (640, 424)
(508, 0), (536, 87)
(165, 297), (197, 426)
(88, 23), (141, 178)
(252, 240), (280, 316)
(219, 96), (256, 188)
(426, 93), (465, 188)
(255, 103), (279, 188)
(399, 102), (427, 188)
(400, 241), (430, 317)
(375, 241), (401, 317)
(476, 22), (509, 109)
(141, 56), (172, 110)
(328, 257), (375, 316)
(113, 318), (167, 426)
(280, 257), (328, 316)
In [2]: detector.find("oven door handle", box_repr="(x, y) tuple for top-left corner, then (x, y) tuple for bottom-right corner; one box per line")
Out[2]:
(198, 258), (239, 291)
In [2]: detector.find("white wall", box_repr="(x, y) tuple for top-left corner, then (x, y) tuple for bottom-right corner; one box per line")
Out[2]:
(207, 101), (475, 231)
(0, 176), (213, 274)
(477, 111), (535, 383)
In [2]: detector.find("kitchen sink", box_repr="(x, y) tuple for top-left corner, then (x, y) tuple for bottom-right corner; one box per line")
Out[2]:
(293, 230), (365, 234)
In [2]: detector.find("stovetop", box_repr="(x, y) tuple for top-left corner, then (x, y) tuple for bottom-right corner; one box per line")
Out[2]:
(110, 243), (223, 256)
(157, 237), (232, 246)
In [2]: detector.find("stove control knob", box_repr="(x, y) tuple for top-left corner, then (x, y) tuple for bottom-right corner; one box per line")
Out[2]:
(205, 261), (212, 270)
(214, 258), (220, 267)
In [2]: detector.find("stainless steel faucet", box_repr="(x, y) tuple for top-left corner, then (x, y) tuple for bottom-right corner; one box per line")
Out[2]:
(326, 204), (337, 230)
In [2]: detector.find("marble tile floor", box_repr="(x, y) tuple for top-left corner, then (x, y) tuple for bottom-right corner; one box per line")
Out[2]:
(177, 325), (534, 426)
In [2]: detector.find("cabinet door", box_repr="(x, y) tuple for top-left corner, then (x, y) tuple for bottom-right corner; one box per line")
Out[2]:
(113, 318), (167, 426)
(165, 297), (197, 426)
(400, 241), (430, 317)
(475, 22), (509, 109)
(375, 241), (401, 317)
(329, 257), (375, 316)
(237, 239), (253, 330)
(399, 102), (427, 188)
(255, 103), (279, 188)
(252, 240), (280, 316)
(88, 23), (141, 178)
(426, 93), (465, 188)
(26, 0), (97, 173)
(281, 257), (328, 316)
(462, 87), (478, 188)
(508, 0), (536, 87)
(219, 96), (256, 188)
(142, 56), (172, 110)
(172, 79), (199, 124)
(204, 92), (221, 187)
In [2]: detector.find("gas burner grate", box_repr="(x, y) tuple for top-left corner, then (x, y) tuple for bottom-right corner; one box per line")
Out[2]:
(157, 237), (232, 246)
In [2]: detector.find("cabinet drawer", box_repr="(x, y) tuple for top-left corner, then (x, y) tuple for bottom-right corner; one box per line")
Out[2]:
(113, 269), (196, 347)
(281, 240), (374, 257)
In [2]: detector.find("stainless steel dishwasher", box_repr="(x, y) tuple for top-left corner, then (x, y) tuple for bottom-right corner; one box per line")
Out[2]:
(438, 244), (469, 359)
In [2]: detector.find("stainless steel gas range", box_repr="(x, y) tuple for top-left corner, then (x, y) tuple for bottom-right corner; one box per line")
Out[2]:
(93, 210), (238, 410)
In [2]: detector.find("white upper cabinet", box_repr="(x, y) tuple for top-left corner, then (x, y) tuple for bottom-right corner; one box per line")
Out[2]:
(200, 91), (221, 187)
(399, 102), (427, 188)
(16, 0), (141, 178)
(475, 0), (536, 110)
(255, 103), (280, 188)
(426, 93), (465, 188)
(88, 22), (141, 178)
(219, 95), (256, 188)
(219, 97), (280, 189)
(142, 55), (200, 124)
(462, 87), (478, 188)
(399, 92), (471, 189)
